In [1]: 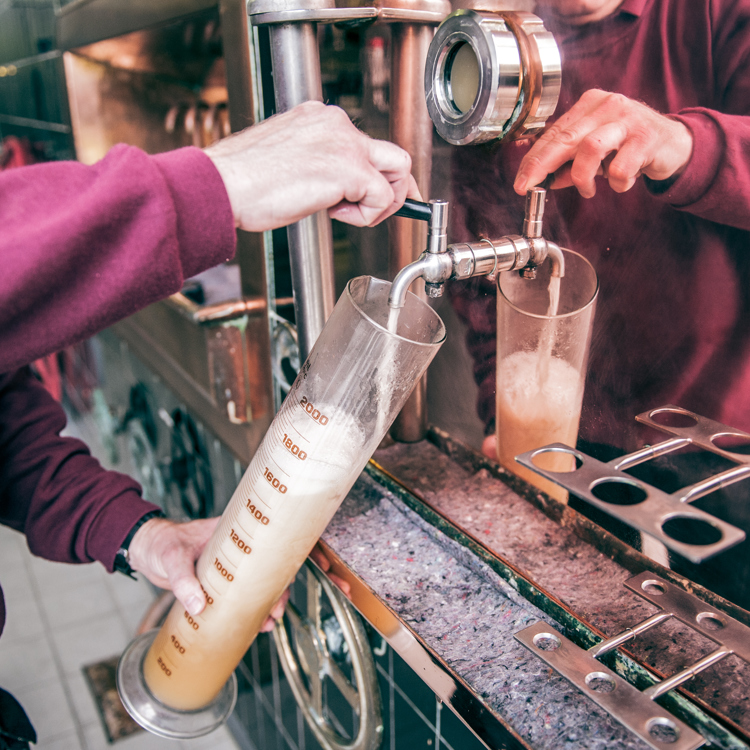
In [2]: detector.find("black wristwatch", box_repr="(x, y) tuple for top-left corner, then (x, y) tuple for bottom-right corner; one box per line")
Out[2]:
(114, 510), (165, 579)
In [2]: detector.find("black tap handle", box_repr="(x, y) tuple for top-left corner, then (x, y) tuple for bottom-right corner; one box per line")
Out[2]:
(394, 198), (433, 223)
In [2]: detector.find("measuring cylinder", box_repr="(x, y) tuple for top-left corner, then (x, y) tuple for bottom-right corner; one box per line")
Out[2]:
(117, 276), (445, 737)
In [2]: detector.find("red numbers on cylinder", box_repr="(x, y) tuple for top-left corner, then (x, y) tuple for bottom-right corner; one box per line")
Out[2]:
(230, 528), (252, 554)
(157, 657), (172, 676)
(282, 434), (307, 461)
(200, 584), (214, 606)
(246, 501), (270, 525)
(214, 557), (234, 581)
(170, 635), (186, 654)
(263, 467), (287, 494)
(184, 611), (200, 630)
(299, 396), (329, 425)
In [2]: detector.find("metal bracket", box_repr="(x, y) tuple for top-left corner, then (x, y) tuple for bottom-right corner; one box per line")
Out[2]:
(516, 571), (750, 750)
(274, 562), (384, 750)
(515, 405), (747, 563)
(515, 621), (705, 750)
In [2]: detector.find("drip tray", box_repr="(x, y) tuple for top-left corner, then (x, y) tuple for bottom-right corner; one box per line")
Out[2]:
(82, 656), (143, 743)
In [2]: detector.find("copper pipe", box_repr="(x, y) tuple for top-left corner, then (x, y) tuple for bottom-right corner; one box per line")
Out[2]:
(388, 23), (435, 442)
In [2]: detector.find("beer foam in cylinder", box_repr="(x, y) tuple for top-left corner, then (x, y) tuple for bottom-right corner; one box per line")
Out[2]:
(143, 407), (365, 711)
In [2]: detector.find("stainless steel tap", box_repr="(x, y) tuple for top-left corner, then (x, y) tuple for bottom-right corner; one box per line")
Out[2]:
(388, 187), (565, 308)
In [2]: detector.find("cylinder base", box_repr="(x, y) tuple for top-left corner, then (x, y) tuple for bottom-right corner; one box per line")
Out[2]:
(116, 629), (238, 740)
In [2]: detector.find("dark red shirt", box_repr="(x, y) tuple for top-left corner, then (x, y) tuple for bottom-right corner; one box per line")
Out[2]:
(0, 145), (236, 635)
(449, 0), (750, 450)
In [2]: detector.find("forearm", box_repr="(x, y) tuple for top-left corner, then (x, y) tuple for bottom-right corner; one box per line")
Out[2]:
(0, 145), (236, 371)
(0, 368), (159, 569)
(649, 109), (750, 232)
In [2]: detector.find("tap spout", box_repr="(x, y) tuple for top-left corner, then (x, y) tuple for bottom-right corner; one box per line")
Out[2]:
(389, 256), (433, 309)
(545, 240), (565, 278)
(388, 251), (453, 308)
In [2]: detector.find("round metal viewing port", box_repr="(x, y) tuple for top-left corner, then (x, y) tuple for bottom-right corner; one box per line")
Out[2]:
(117, 629), (238, 740)
(425, 10), (561, 145)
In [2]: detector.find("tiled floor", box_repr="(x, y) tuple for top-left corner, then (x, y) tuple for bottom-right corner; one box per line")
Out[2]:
(0, 523), (239, 750)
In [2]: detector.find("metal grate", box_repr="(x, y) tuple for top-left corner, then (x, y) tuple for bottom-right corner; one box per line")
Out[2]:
(516, 571), (750, 750)
(516, 405), (748, 562)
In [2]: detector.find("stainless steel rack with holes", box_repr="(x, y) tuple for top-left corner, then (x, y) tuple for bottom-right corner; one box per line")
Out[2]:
(515, 405), (748, 562)
(516, 571), (750, 750)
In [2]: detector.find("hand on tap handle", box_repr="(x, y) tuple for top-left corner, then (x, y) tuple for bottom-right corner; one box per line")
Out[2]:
(204, 101), (421, 231)
(394, 198), (434, 222)
(513, 89), (694, 198)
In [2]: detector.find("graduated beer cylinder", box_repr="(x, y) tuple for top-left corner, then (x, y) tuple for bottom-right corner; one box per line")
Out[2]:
(141, 276), (445, 711)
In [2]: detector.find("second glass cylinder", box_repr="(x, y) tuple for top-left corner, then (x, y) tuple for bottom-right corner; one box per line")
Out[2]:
(495, 249), (598, 501)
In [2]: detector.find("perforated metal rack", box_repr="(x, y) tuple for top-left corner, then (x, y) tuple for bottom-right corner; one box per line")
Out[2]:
(516, 405), (749, 562)
(515, 571), (750, 750)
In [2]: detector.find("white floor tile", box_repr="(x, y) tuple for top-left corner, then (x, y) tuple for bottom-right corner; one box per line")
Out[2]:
(40, 577), (118, 630)
(29, 557), (105, 598)
(0, 633), (58, 694)
(0, 530), (27, 570)
(0, 554), (36, 599)
(35, 727), (83, 750)
(106, 570), (159, 615)
(121, 607), (149, 639)
(82, 720), (186, 750)
(50, 613), (129, 677)
(81, 720), (119, 750)
(0, 584), (46, 643)
(62, 668), (102, 727)
(178, 726), (239, 749)
(14, 678), (77, 740)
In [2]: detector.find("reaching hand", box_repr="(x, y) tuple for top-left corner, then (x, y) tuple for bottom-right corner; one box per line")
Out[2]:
(204, 101), (420, 231)
(513, 89), (694, 198)
(481, 434), (497, 462)
(127, 517), (217, 616)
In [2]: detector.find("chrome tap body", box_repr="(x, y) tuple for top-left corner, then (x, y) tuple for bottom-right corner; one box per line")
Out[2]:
(388, 187), (564, 309)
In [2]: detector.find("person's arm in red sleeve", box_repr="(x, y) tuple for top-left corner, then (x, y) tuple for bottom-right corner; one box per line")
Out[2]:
(0, 366), (291, 623)
(0, 367), (159, 565)
(0, 102), (419, 373)
(0, 144), (237, 373)
(643, 1), (750, 230)
(513, 2), (750, 232)
(0, 366), (224, 616)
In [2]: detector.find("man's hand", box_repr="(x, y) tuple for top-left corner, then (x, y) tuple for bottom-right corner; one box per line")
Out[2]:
(127, 517), (288, 630)
(514, 89), (694, 198)
(481, 434), (497, 462)
(127, 517), (216, 616)
(204, 101), (420, 231)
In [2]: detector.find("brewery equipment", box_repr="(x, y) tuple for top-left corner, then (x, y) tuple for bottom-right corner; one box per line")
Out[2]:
(49, 1), (750, 748)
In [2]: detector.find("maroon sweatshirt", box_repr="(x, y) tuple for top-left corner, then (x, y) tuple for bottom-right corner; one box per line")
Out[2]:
(0, 144), (236, 635)
(449, 0), (750, 450)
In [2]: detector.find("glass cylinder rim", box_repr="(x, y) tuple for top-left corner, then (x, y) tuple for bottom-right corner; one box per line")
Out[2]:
(497, 247), (599, 320)
(345, 276), (447, 348)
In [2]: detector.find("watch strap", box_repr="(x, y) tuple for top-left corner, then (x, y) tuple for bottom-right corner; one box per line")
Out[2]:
(114, 509), (165, 578)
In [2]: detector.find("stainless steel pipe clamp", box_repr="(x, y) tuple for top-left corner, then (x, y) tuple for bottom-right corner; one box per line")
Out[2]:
(424, 10), (561, 145)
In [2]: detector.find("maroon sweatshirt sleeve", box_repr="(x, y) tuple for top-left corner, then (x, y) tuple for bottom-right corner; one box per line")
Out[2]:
(0, 144), (236, 372)
(650, 1), (750, 231)
(0, 367), (159, 570)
